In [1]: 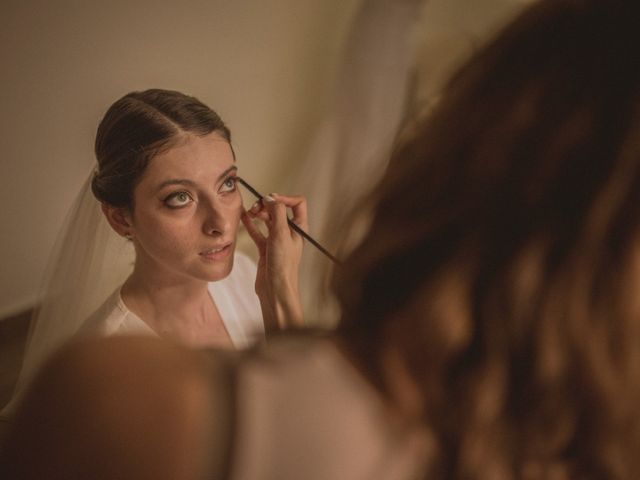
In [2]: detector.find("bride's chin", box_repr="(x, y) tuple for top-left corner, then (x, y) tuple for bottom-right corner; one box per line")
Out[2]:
(200, 263), (234, 283)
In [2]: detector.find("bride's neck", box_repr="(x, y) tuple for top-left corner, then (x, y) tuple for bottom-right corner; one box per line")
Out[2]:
(121, 265), (211, 321)
(120, 264), (233, 349)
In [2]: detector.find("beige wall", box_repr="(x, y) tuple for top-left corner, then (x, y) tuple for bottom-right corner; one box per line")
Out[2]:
(0, 0), (362, 317)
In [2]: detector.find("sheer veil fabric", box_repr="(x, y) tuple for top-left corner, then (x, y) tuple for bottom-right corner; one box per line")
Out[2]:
(294, 0), (427, 326)
(2, 170), (135, 415)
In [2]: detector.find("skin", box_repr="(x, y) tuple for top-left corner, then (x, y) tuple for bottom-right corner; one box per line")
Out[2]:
(243, 193), (307, 331)
(124, 132), (240, 283)
(1, 336), (222, 480)
(103, 131), (241, 348)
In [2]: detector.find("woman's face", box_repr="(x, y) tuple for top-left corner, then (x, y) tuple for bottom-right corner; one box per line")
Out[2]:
(128, 131), (241, 283)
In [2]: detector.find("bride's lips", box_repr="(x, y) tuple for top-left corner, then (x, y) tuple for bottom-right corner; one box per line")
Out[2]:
(199, 243), (232, 261)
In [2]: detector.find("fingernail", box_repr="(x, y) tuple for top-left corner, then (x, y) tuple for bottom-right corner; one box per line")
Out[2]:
(250, 201), (261, 212)
(263, 195), (275, 203)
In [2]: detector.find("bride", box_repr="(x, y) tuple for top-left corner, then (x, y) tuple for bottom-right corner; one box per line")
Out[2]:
(5, 88), (306, 413)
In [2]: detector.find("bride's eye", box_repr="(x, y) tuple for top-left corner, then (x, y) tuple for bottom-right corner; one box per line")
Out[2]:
(164, 191), (193, 208)
(219, 176), (237, 193)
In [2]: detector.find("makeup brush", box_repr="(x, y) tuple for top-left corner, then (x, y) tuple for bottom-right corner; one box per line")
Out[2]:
(237, 177), (341, 265)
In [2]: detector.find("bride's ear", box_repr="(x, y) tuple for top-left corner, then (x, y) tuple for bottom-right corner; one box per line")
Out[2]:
(101, 203), (133, 238)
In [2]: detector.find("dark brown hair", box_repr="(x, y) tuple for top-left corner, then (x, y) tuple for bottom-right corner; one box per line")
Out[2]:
(92, 89), (231, 208)
(334, 0), (640, 478)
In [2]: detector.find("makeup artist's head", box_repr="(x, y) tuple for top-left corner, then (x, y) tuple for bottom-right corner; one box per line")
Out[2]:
(93, 89), (241, 282)
(335, 0), (640, 478)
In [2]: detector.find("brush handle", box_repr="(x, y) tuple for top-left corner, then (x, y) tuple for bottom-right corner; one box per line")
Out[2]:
(237, 177), (341, 265)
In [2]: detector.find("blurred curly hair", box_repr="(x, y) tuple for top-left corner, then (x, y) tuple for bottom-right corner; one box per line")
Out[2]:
(334, 0), (640, 478)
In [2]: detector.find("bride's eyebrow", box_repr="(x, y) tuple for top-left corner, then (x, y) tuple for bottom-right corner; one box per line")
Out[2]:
(156, 179), (196, 191)
(217, 165), (238, 182)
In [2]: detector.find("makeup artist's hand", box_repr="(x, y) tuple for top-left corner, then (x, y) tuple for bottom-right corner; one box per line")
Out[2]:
(241, 193), (307, 331)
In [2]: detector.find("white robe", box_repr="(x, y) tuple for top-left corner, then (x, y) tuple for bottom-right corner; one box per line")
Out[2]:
(80, 252), (264, 349)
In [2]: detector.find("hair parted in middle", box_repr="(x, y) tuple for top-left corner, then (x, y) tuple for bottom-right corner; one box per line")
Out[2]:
(92, 89), (232, 209)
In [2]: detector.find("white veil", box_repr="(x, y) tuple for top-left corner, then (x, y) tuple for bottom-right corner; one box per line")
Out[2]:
(2, 170), (135, 415)
(294, 0), (427, 326)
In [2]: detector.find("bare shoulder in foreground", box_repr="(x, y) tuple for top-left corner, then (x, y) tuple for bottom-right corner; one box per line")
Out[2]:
(0, 336), (231, 480)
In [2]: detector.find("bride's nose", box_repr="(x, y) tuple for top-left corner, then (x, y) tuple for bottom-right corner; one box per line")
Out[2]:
(201, 199), (231, 236)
